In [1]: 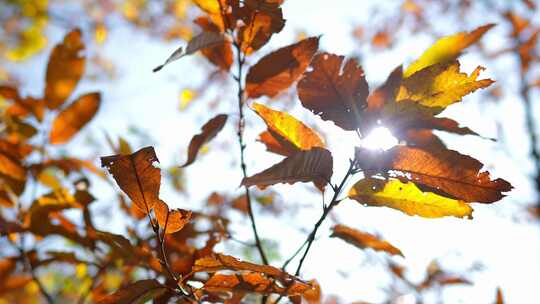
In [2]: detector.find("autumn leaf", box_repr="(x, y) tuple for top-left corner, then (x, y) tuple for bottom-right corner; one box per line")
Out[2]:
(355, 146), (512, 203)
(251, 102), (324, 156)
(246, 36), (319, 98)
(203, 272), (311, 296)
(404, 24), (494, 77)
(298, 53), (369, 130)
(348, 177), (473, 219)
(193, 253), (290, 278)
(496, 287), (504, 304)
(194, 17), (233, 71)
(398, 61), (493, 112)
(101, 146), (161, 213)
(97, 279), (167, 304)
(181, 114), (228, 167)
(241, 147), (333, 191)
(44, 29), (85, 109)
(154, 199), (192, 234)
(153, 31), (228, 72)
(366, 65), (403, 112)
(49, 92), (101, 144)
(331, 224), (404, 256)
(237, 2), (285, 55)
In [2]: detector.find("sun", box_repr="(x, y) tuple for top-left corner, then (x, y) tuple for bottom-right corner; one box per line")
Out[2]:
(360, 126), (398, 151)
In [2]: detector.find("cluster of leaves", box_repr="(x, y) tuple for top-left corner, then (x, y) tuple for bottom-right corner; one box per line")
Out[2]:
(0, 0), (515, 303)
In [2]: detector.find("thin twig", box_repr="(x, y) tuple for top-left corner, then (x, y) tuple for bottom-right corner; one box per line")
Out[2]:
(232, 40), (269, 266)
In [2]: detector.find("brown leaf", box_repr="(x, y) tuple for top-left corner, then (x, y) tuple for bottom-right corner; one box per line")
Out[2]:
(101, 146), (161, 213)
(496, 287), (504, 304)
(246, 36), (319, 98)
(153, 32), (228, 72)
(356, 146), (512, 203)
(252, 103), (324, 156)
(194, 17), (233, 71)
(45, 29), (85, 109)
(366, 66), (403, 112)
(203, 272), (311, 296)
(49, 92), (101, 144)
(181, 114), (228, 167)
(194, 253), (294, 279)
(241, 147), (333, 191)
(331, 224), (403, 256)
(238, 2), (285, 55)
(298, 53), (369, 130)
(154, 199), (192, 234)
(97, 279), (167, 304)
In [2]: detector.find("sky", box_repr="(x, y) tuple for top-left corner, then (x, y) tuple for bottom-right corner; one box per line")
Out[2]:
(4, 0), (540, 303)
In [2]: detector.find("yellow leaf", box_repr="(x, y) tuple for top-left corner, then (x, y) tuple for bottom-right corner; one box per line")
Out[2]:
(404, 24), (494, 77)
(397, 61), (493, 111)
(252, 103), (324, 156)
(348, 178), (473, 219)
(95, 23), (108, 44)
(179, 89), (195, 110)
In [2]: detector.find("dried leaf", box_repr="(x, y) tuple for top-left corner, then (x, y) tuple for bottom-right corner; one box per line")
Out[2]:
(496, 287), (504, 304)
(246, 37), (319, 98)
(348, 177), (473, 219)
(331, 224), (404, 256)
(203, 272), (311, 296)
(97, 279), (167, 304)
(241, 147), (333, 191)
(252, 103), (324, 156)
(153, 32), (228, 72)
(181, 114), (228, 167)
(194, 253), (290, 278)
(238, 4), (285, 55)
(101, 146), (161, 213)
(50, 92), (101, 144)
(194, 17), (233, 71)
(45, 29), (85, 109)
(404, 24), (494, 77)
(356, 146), (512, 203)
(154, 200), (192, 234)
(298, 53), (369, 130)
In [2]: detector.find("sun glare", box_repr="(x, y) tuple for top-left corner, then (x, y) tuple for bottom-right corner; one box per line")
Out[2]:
(360, 126), (398, 151)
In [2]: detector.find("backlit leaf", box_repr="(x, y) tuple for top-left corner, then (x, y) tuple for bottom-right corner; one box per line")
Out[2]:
(355, 146), (512, 203)
(246, 36), (319, 98)
(97, 279), (167, 304)
(404, 24), (494, 77)
(100, 146), (161, 213)
(298, 53), (369, 130)
(154, 199), (192, 234)
(181, 114), (228, 167)
(203, 272), (311, 296)
(241, 147), (333, 191)
(238, 3), (285, 55)
(331, 224), (404, 256)
(194, 17), (233, 71)
(49, 92), (101, 144)
(398, 61), (493, 112)
(252, 103), (324, 156)
(348, 178), (473, 219)
(194, 253), (290, 278)
(153, 32), (228, 72)
(45, 29), (85, 109)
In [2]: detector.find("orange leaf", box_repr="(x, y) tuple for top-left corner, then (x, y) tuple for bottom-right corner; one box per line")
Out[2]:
(97, 279), (167, 304)
(181, 114), (228, 167)
(203, 272), (311, 296)
(154, 200), (192, 234)
(238, 2), (285, 55)
(252, 102), (324, 156)
(45, 29), (85, 109)
(194, 17), (233, 71)
(246, 36), (319, 98)
(49, 92), (101, 144)
(331, 224), (403, 256)
(100, 146), (161, 213)
(241, 147), (333, 191)
(298, 53), (369, 130)
(356, 146), (512, 203)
